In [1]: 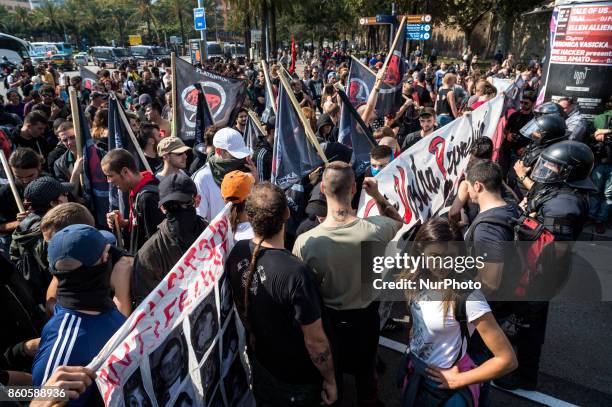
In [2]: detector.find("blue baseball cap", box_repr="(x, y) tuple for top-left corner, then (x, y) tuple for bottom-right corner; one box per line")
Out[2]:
(48, 224), (110, 270)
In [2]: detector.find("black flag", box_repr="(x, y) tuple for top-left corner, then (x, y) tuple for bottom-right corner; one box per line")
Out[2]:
(337, 89), (376, 177)
(79, 66), (98, 90)
(175, 58), (246, 140)
(347, 56), (404, 115)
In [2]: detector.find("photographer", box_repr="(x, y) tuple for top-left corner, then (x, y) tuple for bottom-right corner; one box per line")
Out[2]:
(589, 100), (612, 234)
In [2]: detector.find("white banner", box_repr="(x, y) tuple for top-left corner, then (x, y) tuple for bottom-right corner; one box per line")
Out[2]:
(358, 95), (505, 237)
(88, 204), (253, 407)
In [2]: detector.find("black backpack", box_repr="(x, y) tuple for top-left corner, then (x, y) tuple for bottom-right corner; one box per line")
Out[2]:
(464, 214), (556, 300)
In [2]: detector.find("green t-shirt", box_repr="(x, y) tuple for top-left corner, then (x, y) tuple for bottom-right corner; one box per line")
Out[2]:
(293, 216), (401, 310)
(593, 110), (612, 130)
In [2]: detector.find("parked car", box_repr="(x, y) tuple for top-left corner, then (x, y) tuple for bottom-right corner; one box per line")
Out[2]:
(206, 41), (224, 61)
(91, 46), (130, 68)
(47, 54), (74, 71)
(129, 45), (170, 65)
(74, 52), (88, 66)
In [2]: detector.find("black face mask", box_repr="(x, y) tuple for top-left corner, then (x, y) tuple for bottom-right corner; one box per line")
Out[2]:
(55, 260), (114, 313)
(166, 205), (201, 249)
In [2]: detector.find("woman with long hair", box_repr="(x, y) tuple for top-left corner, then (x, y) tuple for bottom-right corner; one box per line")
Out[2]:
(221, 170), (255, 240)
(92, 108), (109, 139)
(399, 217), (517, 406)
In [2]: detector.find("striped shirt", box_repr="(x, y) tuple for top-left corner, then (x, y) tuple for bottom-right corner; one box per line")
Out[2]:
(32, 304), (125, 405)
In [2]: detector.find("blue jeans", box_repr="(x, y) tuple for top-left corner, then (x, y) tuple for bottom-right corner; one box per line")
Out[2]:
(589, 163), (612, 223)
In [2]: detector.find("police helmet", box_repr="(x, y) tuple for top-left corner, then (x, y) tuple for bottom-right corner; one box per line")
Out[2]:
(534, 101), (565, 118)
(519, 114), (567, 146)
(530, 140), (596, 191)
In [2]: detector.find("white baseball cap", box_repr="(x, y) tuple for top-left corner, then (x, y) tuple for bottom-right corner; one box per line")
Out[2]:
(213, 127), (251, 159)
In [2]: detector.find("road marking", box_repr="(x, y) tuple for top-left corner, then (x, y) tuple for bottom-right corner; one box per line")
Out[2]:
(379, 336), (580, 407)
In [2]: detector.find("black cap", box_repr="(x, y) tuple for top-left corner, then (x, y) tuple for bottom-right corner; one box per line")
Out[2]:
(24, 176), (72, 209)
(91, 91), (108, 99)
(305, 182), (327, 218)
(158, 173), (198, 207)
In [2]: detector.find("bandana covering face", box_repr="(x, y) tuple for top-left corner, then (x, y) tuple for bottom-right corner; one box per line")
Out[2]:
(207, 151), (247, 186)
(55, 260), (114, 313)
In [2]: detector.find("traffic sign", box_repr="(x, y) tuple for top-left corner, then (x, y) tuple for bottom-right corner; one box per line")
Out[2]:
(194, 7), (206, 31)
(360, 16), (385, 25)
(376, 14), (396, 24)
(403, 14), (432, 23)
(405, 24), (431, 32)
(406, 32), (431, 40)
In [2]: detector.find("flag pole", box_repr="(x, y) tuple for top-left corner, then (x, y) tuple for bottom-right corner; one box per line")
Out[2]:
(0, 149), (25, 213)
(261, 60), (277, 114)
(381, 16), (407, 74)
(351, 55), (376, 76)
(246, 109), (266, 136)
(277, 70), (328, 165)
(110, 92), (153, 173)
(171, 52), (178, 138)
(68, 87), (84, 188)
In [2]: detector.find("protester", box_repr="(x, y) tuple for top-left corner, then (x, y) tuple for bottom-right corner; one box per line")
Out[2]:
(192, 127), (254, 222)
(293, 162), (403, 406)
(233, 108), (248, 136)
(435, 73), (459, 126)
(252, 115), (275, 182)
(0, 148), (44, 253)
(589, 104), (612, 234)
(226, 182), (337, 406)
(401, 107), (437, 151)
(221, 170), (255, 240)
(102, 148), (164, 253)
(32, 225), (126, 406)
(145, 101), (171, 138)
(137, 122), (163, 173)
(53, 121), (81, 183)
(156, 136), (190, 180)
(40, 202), (132, 318)
(10, 111), (51, 161)
(399, 217), (517, 406)
(132, 173), (207, 305)
(368, 145), (393, 176)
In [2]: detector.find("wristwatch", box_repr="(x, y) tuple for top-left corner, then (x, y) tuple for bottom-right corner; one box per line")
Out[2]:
(518, 175), (528, 182)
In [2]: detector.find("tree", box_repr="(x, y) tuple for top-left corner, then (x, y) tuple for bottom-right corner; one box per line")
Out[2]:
(33, 0), (66, 41)
(493, 0), (546, 55)
(439, 0), (495, 49)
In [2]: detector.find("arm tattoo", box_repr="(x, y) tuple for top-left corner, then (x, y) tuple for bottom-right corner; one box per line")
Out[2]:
(310, 347), (331, 366)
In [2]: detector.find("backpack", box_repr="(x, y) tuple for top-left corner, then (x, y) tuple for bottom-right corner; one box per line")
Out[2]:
(398, 291), (481, 407)
(9, 215), (50, 305)
(464, 214), (556, 299)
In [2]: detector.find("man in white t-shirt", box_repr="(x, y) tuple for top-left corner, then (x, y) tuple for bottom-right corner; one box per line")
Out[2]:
(192, 127), (252, 222)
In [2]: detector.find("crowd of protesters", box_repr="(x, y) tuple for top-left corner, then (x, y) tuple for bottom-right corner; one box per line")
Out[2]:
(0, 41), (610, 407)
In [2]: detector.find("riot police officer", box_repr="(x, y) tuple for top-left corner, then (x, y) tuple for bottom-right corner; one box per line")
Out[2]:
(513, 114), (567, 197)
(496, 141), (594, 391)
(533, 101), (565, 118)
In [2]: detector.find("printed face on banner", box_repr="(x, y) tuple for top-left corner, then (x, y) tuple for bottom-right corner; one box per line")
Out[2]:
(149, 326), (189, 407)
(189, 293), (219, 363)
(223, 357), (249, 407)
(123, 369), (153, 407)
(199, 343), (220, 405)
(219, 275), (233, 323)
(221, 314), (239, 375)
(170, 383), (196, 407)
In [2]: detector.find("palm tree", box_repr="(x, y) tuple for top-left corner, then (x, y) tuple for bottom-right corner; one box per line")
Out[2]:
(33, 0), (66, 41)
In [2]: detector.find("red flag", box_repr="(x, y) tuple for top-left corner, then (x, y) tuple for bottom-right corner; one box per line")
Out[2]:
(289, 35), (296, 74)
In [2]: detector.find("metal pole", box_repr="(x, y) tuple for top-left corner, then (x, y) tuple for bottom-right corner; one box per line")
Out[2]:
(198, 0), (207, 62)
(390, 2), (396, 51)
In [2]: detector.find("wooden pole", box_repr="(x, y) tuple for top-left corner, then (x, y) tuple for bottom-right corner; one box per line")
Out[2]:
(110, 92), (153, 173)
(114, 216), (124, 249)
(261, 60), (277, 114)
(68, 87), (84, 188)
(351, 55), (376, 76)
(277, 71), (328, 165)
(171, 52), (178, 138)
(246, 109), (266, 136)
(0, 149), (25, 213)
(380, 16), (407, 75)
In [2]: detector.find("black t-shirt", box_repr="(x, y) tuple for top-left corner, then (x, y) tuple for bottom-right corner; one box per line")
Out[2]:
(471, 204), (520, 262)
(12, 132), (51, 163)
(226, 239), (323, 384)
(140, 155), (163, 174)
(415, 84), (432, 107)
